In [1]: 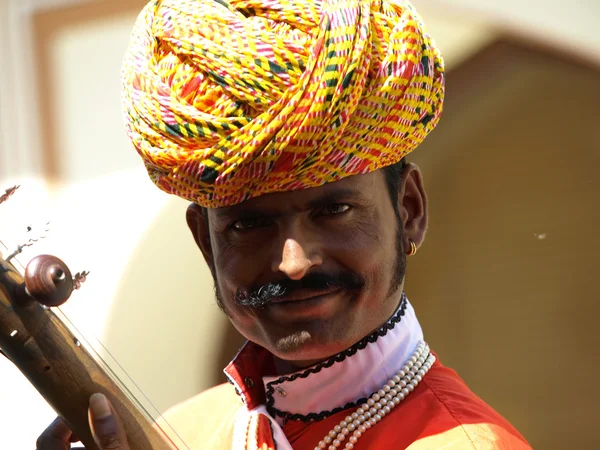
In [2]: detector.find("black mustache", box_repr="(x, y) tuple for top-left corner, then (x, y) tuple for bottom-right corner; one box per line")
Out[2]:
(235, 271), (365, 309)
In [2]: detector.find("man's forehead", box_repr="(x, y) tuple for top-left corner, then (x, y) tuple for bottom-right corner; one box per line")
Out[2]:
(212, 171), (381, 216)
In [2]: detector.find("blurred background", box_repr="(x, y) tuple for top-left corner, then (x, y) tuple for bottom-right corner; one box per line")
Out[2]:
(0, 0), (599, 448)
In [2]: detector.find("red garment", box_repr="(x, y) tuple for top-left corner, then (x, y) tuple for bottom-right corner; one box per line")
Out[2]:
(283, 357), (530, 449)
(163, 353), (531, 449)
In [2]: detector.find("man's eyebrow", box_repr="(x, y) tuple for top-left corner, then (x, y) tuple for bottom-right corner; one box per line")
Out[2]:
(212, 203), (280, 221)
(212, 187), (365, 220)
(306, 188), (365, 209)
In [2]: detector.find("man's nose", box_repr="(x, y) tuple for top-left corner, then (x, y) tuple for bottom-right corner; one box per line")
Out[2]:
(274, 238), (323, 280)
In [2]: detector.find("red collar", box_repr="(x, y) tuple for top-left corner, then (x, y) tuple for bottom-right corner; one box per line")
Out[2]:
(224, 341), (276, 410)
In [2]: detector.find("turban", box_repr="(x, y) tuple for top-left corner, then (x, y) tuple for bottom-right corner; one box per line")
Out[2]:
(122, 0), (444, 208)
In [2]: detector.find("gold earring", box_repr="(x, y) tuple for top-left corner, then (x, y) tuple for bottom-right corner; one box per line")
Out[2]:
(407, 240), (417, 256)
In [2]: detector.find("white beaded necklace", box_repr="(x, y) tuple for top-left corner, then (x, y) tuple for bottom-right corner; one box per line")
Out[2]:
(314, 340), (435, 450)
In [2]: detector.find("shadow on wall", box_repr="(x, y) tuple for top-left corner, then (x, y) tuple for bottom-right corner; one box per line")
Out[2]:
(103, 196), (245, 415)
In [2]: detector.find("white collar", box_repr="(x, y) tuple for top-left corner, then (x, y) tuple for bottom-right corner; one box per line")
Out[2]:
(261, 295), (424, 425)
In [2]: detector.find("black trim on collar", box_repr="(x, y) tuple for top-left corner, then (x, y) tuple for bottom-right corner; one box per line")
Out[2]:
(265, 293), (408, 423)
(226, 378), (245, 403)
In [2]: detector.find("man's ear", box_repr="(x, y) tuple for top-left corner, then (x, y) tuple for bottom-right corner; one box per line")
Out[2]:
(186, 203), (215, 274)
(397, 163), (428, 249)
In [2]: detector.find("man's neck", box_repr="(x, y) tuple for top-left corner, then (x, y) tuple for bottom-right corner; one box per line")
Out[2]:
(272, 356), (324, 375)
(271, 290), (405, 376)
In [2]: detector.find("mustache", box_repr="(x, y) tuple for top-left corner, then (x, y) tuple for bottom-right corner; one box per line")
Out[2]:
(235, 271), (365, 309)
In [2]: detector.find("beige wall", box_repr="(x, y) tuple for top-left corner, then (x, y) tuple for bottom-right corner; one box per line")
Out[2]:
(415, 0), (600, 65)
(409, 42), (600, 449)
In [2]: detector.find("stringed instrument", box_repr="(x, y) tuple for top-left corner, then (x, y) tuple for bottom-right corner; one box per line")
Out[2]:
(0, 185), (182, 449)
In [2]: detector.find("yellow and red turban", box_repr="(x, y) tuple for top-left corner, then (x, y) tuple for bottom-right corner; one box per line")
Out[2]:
(122, 0), (444, 208)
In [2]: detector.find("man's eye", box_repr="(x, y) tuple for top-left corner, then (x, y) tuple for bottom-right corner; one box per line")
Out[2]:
(231, 218), (267, 231)
(322, 204), (351, 215)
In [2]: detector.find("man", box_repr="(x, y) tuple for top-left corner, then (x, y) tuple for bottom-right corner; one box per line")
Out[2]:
(37, 0), (531, 448)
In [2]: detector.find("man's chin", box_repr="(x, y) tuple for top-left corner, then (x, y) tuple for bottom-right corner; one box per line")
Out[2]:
(270, 330), (351, 371)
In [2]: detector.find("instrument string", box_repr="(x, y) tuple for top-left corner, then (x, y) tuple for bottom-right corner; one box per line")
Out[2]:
(55, 305), (190, 449)
(0, 238), (190, 449)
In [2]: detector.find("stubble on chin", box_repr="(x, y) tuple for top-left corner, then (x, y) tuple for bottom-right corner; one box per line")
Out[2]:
(274, 330), (313, 353)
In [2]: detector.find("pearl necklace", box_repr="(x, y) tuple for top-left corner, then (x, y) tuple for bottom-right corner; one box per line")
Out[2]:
(314, 341), (435, 450)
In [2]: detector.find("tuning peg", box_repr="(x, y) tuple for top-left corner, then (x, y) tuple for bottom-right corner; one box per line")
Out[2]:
(0, 185), (19, 205)
(5, 223), (50, 262)
(19, 255), (75, 307)
(72, 271), (90, 290)
(14, 256), (88, 307)
(6, 243), (31, 262)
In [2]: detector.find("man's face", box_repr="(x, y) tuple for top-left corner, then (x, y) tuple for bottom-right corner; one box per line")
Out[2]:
(188, 167), (426, 367)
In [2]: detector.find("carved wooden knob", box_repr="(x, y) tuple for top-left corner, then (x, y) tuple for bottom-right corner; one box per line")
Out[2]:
(24, 255), (74, 307)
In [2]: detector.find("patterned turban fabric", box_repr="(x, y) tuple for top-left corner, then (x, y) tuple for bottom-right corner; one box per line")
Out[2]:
(122, 0), (445, 208)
